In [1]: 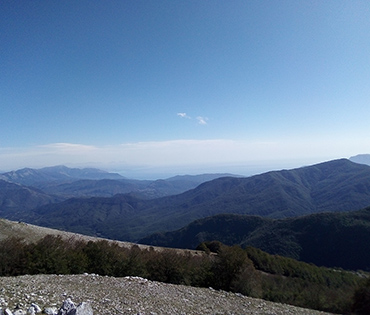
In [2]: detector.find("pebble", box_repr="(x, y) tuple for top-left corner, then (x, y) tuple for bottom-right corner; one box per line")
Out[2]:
(0, 274), (331, 315)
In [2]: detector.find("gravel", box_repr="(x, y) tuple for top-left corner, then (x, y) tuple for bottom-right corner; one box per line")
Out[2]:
(0, 274), (333, 315)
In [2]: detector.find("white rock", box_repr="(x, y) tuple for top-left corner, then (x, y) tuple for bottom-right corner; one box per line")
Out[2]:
(76, 302), (93, 315)
(43, 307), (58, 315)
(30, 304), (41, 313)
(26, 303), (42, 315)
(26, 307), (35, 315)
(57, 299), (76, 315)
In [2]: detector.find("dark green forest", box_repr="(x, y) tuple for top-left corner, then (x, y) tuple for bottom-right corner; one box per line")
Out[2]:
(0, 235), (369, 314)
(140, 207), (370, 271)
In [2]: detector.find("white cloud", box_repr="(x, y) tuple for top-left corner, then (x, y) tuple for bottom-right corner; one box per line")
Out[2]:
(196, 116), (208, 125)
(177, 113), (208, 125)
(177, 112), (191, 119)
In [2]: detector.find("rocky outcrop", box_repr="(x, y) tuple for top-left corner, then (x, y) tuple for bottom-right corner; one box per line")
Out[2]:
(0, 299), (92, 315)
(57, 298), (93, 315)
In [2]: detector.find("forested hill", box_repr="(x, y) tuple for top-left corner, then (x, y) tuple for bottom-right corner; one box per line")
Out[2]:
(16, 159), (370, 241)
(140, 207), (370, 271)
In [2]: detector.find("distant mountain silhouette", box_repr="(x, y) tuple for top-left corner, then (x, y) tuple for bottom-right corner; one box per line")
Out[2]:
(350, 154), (370, 166)
(139, 208), (370, 271)
(0, 165), (124, 186)
(15, 159), (370, 242)
(0, 166), (232, 199)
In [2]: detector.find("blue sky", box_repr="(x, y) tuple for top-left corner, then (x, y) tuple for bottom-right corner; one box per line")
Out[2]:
(1, 1), (370, 178)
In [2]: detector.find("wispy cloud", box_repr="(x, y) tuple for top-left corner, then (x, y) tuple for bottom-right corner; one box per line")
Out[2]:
(177, 112), (191, 119)
(177, 112), (208, 125)
(38, 143), (97, 153)
(196, 116), (208, 125)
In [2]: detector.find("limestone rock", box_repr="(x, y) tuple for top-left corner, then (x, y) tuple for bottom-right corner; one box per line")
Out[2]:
(26, 303), (42, 315)
(57, 299), (76, 315)
(30, 304), (41, 314)
(43, 307), (58, 315)
(75, 303), (92, 315)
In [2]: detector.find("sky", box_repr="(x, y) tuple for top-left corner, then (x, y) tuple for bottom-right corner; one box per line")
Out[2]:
(1, 0), (370, 178)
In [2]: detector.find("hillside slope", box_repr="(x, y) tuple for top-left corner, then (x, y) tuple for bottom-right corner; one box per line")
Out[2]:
(37, 175), (231, 199)
(0, 219), (363, 314)
(0, 180), (61, 217)
(12, 159), (370, 241)
(140, 207), (370, 270)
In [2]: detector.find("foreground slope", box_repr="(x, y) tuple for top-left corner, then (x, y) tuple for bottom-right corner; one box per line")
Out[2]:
(0, 219), (363, 314)
(0, 274), (331, 315)
(140, 207), (370, 270)
(0, 217), (168, 257)
(16, 159), (370, 241)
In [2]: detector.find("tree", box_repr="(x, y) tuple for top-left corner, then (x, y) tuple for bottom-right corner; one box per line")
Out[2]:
(211, 245), (251, 290)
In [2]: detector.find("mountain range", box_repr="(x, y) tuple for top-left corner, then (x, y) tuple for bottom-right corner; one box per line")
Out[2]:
(4, 158), (370, 243)
(2, 157), (370, 314)
(2, 158), (370, 271)
(0, 165), (125, 185)
(0, 166), (233, 203)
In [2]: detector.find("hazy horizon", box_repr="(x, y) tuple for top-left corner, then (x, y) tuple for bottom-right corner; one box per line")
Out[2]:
(0, 155), (357, 180)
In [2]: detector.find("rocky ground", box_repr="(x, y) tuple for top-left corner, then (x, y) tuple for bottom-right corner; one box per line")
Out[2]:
(0, 274), (333, 315)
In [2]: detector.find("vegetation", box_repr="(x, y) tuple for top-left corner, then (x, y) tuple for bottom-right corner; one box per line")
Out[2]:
(141, 207), (370, 271)
(0, 235), (368, 314)
(245, 246), (363, 313)
(352, 279), (370, 314)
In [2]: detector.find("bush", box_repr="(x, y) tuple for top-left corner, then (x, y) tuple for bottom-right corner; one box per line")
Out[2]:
(0, 237), (26, 276)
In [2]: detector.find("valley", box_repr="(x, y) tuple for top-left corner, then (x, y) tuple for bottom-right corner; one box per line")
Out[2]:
(1, 158), (370, 314)
(3, 159), (370, 246)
